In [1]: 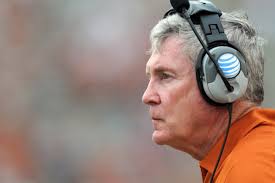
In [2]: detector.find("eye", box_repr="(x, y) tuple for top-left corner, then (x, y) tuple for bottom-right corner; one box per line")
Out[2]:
(159, 72), (171, 80)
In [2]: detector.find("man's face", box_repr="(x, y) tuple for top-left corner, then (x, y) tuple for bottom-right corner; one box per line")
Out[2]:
(142, 36), (211, 152)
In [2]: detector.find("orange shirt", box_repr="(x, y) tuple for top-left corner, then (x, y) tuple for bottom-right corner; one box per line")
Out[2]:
(199, 107), (275, 183)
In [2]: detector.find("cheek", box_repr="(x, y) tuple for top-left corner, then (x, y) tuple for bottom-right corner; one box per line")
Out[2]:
(163, 79), (207, 131)
(168, 80), (197, 114)
(159, 81), (194, 125)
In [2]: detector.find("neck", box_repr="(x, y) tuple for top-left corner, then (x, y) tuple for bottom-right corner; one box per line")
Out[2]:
(195, 101), (256, 160)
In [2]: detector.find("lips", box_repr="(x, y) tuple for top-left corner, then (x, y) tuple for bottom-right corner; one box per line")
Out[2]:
(149, 110), (162, 121)
(151, 117), (163, 130)
(152, 117), (163, 121)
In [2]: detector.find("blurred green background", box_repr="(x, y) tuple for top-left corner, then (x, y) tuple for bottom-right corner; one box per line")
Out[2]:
(0, 0), (274, 182)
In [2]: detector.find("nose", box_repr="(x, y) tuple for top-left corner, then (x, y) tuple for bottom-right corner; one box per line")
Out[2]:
(142, 81), (160, 106)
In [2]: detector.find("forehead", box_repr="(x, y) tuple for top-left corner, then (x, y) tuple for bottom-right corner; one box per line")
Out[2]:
(146, 36), (192, 74)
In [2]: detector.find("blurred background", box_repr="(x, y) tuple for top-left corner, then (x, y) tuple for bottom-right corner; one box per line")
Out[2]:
(0, 0), (274, 182)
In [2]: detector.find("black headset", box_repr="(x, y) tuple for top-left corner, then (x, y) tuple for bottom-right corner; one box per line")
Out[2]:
(163, 0), (248, 106)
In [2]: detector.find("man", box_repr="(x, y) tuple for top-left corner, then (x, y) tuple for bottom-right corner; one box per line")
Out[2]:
(142, 1), (275, 182)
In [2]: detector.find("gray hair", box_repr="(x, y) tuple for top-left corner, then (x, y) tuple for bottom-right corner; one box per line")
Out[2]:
(149, 11), (265, 105)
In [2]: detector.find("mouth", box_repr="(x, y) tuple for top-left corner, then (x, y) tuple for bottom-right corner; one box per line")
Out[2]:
(151, 118), (162, 130)
(151, 117), (163, 121)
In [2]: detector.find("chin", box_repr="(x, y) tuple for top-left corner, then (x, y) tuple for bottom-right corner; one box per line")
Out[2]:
(152, 130), (170, 145)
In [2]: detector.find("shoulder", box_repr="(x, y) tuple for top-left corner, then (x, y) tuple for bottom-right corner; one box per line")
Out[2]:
(223, 155), (275, 183)
(221, 122), (275, 182)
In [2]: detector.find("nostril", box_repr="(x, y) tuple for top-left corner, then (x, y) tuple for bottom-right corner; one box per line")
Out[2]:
(148, 100), (158, 106)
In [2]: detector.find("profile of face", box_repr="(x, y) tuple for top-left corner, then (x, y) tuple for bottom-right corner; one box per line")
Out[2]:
(142, 36), (216, 154)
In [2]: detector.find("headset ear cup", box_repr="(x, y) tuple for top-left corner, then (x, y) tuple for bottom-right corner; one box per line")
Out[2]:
(196, 46), (248, 105)
(196, 49), (223, 106)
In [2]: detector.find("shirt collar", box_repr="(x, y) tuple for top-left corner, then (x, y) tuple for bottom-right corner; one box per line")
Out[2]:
(199, 107), (271, 174)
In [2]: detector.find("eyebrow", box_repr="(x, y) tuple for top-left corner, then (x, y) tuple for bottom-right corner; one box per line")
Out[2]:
(146, 65), (174, 76)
